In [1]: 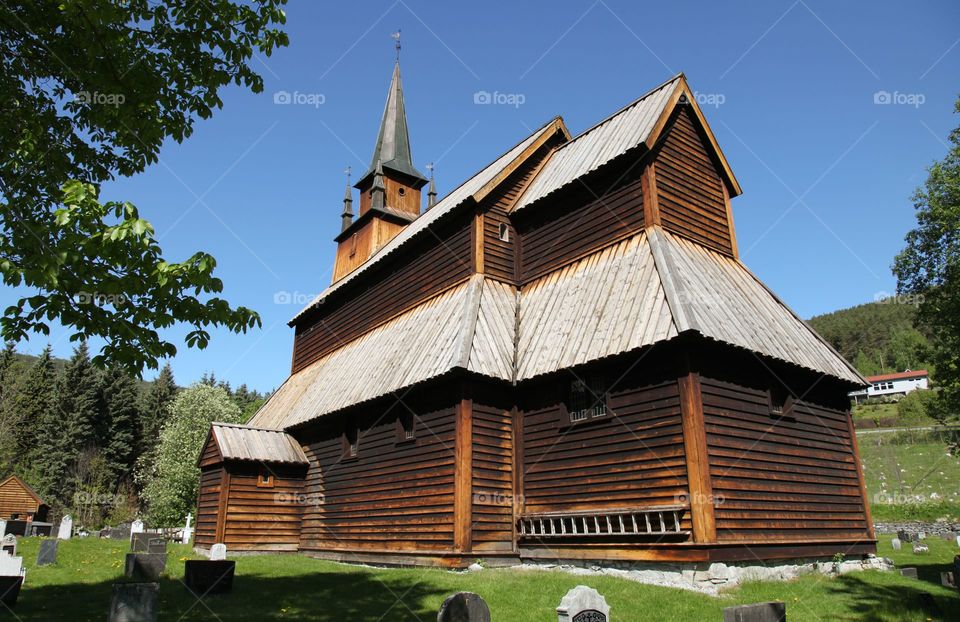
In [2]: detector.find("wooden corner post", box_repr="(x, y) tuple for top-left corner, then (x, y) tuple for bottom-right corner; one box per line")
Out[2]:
(678, 372), (717, 543)
(454, 388), (474, 553)
(846, 411), (876, 540)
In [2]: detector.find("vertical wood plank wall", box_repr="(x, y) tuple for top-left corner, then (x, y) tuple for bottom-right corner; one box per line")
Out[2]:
(654, 106), (733, 256)
(299, 399), (458, 552)
(520, 374), (691, 530)
(471, 400), (514, 552)
(220, 463), (306, 552)
(194, 467), (223, 547)
(700, 377), (871, 542)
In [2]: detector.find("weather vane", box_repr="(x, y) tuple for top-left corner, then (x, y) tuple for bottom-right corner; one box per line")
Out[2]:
(426, 162), (434, 180)
(391, 29), (401, 61)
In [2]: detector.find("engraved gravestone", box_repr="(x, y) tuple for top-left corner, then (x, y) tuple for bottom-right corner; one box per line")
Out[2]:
(900, 567), (918, 579)
(147, 538), (166, 554)
(125, 553), (166, 581)
(722, 601), (786, 622)
(0, 534), (15, 556)
(210, 543), (227, 561)
(57, 514), (72, 540)
(557, 586), (610, 622)
(36, 539), (58, 566)
(891, 537), (901, 551)
(437, 592), (491, 622)
(108, 582), (159, 622)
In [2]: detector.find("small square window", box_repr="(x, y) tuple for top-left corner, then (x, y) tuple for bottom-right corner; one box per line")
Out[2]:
(257, 470), (275, 488)
(343, 426), (359, 459)
(397, 411), (416, 442)
(768, 386), (795, 420)
(564, 376), (608, 425)
(498, 223), (510, 242)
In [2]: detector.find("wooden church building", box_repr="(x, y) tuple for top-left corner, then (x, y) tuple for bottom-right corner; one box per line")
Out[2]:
(196, 61), (875, 566)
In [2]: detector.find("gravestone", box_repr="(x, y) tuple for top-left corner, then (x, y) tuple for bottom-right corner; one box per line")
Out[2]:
(900, 567), (918, 579)
(108, 582), (159, 622)
(918, 531), (927, 540)
(437, 592), (491, 622)
(5, 521), (27, 537)
(0, 520), (5, 537)
(129, 519), (144, 544)
(1, 534), (16, 556)
(57, 514), (72, 540)
(210, 543), (227, 561)
(891, 538), (901, 551)
(184, 560), (236, 596)
(941, 571), (955, 588)
(36, 539), (58, 566)
(147, 538), (166, 554)
(722, 602), (786, 622)
(110, 523), (132, 540)
(0, 555), (23, 577)
(913, 542), (929, 554)
(557, 586), (610, 622)
(956, 535), (960, 548)
(897, 529), (914, 542)
(182, 513), (194, 544)
(0, 576), (23, 608)
(124, 553), (167, 581)
(130, 533), (154, 553)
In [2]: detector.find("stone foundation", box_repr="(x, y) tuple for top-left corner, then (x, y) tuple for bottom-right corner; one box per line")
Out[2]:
(509, 555), (895, 596)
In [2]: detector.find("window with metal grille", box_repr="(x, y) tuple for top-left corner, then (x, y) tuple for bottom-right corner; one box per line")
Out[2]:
(397, 411), (416, 442)
(498, 222), (510, 242)
(565, 377), (607, 424)
(768, 386), (795, 420)
(343, 426), (359, 458)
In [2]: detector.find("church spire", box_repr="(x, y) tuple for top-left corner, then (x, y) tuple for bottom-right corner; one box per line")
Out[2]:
(426, 162), (437, 209)
(340, 167), (353, 233)
(356, 53), (427, 189)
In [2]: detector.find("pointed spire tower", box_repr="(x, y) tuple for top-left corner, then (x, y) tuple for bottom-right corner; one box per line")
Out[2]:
(333, 35), (428, 282)
(340, 167), (354, 233)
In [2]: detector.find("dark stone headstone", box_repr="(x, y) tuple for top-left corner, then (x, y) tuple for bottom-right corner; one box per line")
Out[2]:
(130, 532), (154, 552)
(900, 567), (918, 579)
(124, 553), (166, 581)
(36, 539), (58, 566)
(437, 592), (491, 622)
(897, 529), (914, 542)
(110, 523), (132, 540)
(184, 560), (236, 595)
(0, 576), (23, 608)
(108, 582), (158, 622)
(722, 602), (786, 622)
(4, 521), (27, 537)
(146, 538), (167, 554)
(940, 571), (954, 588)
(28, 522), (52, 537)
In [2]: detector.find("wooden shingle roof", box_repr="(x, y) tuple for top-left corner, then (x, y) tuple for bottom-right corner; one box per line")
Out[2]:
(207, 423), (308, 464)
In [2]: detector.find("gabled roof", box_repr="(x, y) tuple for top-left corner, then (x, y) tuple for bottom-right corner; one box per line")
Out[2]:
(866, 370), (929, 382)
(290, 117), (569, 324)
(0, 475), (45, 506)
(356, 62), (427, 186)
(203, 423), (308, 465)
(513, 73), (741, 213)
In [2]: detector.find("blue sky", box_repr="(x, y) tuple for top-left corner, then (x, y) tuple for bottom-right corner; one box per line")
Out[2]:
(5, 0), (959, 391)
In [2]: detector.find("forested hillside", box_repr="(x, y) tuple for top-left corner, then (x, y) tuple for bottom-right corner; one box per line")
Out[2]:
(808, 299), (935, 377)
(0, 343), (270, 527)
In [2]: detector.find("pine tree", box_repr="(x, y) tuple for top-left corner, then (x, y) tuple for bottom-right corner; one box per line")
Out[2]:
(0, 342), (19, 475)
(100, 367), (141, 483)
(141, 363), (177, 451)
(18, 346), (61, 500)
(57, 342), (100, 454)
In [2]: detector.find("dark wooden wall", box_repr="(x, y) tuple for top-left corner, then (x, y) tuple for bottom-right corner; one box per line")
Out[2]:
(471, 392), (514, 552)
(0, 478), (42, 521)
(515, 158), (646, 283)
(654, 106), (734, 256)
(221, 462), (306, 552)
(292, 213), (473, 372)
(195, 467), (222, 547)
(297, 390), (459, 553)
(518, 360), (691, 529)
(700, 376), (870, 543)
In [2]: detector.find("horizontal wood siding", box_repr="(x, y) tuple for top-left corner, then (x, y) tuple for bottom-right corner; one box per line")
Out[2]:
(483, 145), (553, 284)
(293, 214), (473, 372)
(198, 434), (222, 468)
(299, 392), (458, 552)
(701, 376), (870, 542)
(471, 399), (514, 551)
(195, 467), (223, 547)
(0, 478), (41, 520)
(655, 106), (733, 255)
(222, 463), (306, 551)
(520, 370), (691, 531)
(517, 160), (645, 283)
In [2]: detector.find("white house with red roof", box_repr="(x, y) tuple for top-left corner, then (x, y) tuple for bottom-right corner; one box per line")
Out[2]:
(849, 369), (930, 403)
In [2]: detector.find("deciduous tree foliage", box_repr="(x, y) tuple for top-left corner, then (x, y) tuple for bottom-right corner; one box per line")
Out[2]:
(140, 383), (243, 525)
(895, 96), (960, 423)
(0, 0), (288, 374)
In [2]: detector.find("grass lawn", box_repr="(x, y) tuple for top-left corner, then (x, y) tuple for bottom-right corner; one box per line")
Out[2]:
(4, 536), (960, 621)
(858, 428), (960, 521)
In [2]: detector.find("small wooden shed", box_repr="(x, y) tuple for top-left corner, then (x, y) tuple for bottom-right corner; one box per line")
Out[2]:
(195, 423), (309, 552)
(0, 475), (49, 522)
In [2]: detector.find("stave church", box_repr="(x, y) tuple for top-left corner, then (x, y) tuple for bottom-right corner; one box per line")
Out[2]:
(195, 56), (874, 567)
